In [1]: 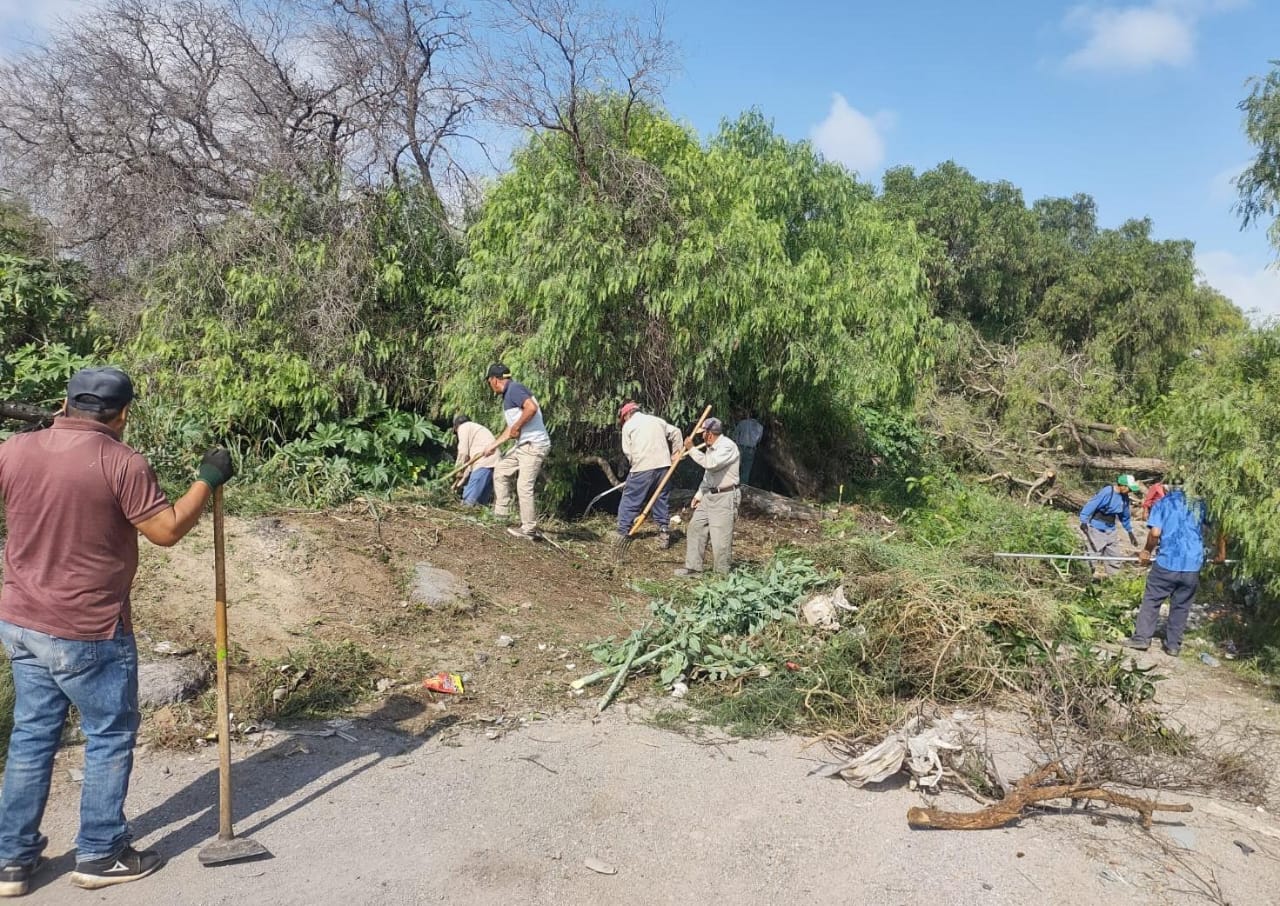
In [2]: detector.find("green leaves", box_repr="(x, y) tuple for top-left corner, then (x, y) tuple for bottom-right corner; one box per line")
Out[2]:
(1165, 326), (1280, 590)
(591, 554), (829, 687)
(442, 98), (933, 474)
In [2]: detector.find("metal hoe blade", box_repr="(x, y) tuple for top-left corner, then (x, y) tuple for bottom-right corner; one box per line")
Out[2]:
(198, 835), (270, 866)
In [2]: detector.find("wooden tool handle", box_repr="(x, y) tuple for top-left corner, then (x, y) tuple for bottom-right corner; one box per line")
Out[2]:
(213, 487), (235, 840)
(629, 405), (713, 537)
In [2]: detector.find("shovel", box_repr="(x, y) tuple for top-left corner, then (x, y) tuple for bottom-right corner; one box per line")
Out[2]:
(199, 486), (270, 867)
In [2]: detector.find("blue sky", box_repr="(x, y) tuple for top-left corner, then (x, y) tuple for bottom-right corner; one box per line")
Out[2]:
(2, 0), (1277, 319)
(659, 0), (1280, 320)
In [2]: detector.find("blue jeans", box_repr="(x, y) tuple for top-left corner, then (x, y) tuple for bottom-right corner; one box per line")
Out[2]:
(617, 467), (669, 536)
(0, 620), (139, 864)
(461, 467), (494, 506)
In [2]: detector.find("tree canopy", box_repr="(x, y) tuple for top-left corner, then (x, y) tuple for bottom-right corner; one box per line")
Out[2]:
(443, 101), (933, 474)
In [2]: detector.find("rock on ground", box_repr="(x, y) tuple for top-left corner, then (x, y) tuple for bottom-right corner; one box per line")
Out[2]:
(137, 657), (209, 708)
(409, 562), (472, 609)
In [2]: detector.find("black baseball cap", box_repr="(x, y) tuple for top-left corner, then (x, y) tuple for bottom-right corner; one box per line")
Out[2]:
(485, 363), (511, 380)
(67, 367), (135, 413)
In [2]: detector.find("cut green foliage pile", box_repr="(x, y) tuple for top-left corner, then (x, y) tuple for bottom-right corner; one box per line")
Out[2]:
(581, 556), (829, 699)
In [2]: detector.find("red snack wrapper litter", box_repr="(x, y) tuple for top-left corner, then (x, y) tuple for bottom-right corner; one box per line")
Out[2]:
(422, 672), (464, 695)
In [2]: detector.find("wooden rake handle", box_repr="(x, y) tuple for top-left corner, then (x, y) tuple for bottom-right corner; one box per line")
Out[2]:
(629, 404), (713, 537)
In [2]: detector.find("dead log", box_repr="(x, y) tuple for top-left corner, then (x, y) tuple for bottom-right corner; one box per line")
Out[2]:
(1077, 454), (1170, 476)
(0, 401), (54, 427)
(1036, 399), (1144, 456)
(907, 762), (1191, 831)
(669, 486), (820, 522)
(580, 455), (622, 488)
(760, 424), (820, 499)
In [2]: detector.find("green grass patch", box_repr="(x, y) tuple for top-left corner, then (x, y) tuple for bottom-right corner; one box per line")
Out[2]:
(246, 640), (384, 720)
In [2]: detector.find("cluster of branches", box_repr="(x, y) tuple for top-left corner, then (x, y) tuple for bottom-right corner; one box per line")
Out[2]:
(925, 328), (1173, 511)
(0, 0), (673, 268)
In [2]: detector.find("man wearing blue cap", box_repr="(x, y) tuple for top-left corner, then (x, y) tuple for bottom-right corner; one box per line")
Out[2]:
(0, 367), (234, 895)
(1079, 474), (1142, 578)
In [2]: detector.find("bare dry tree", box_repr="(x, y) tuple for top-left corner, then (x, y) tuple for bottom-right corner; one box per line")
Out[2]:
(478, 0), (676, 185)
(312, 0), (485, 197)
(0, 0), (481, 266)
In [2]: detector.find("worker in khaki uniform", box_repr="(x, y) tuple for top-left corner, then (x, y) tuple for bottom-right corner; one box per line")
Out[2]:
(616, 401), (683, 549)
(483, 364), (551, 539)
(451, 414), (499, 506)
(675, 417), (740, 576)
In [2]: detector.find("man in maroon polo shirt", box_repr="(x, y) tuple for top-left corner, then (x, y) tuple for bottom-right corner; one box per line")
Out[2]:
(0, 366), (233, 896)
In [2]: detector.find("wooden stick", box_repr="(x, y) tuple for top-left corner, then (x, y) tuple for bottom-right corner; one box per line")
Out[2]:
(629, 405), (713, 537)
(906, 761), (1192, 830)
(436, 442), (511, 485)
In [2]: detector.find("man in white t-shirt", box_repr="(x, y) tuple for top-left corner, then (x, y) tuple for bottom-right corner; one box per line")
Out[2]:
(451, 414), (499, 506)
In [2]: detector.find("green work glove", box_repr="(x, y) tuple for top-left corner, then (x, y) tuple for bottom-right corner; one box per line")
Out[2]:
(197, 448), (235, 489)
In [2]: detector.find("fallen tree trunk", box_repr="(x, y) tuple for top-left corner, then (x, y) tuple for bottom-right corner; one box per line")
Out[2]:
(1077, 454), (1170, 476)
(669, 486), (821, 522)
(907, 762), (1192, 831)
(580, 455), (622, 488)
(760, 424), (821, 499)
(1, 401), (55, 425)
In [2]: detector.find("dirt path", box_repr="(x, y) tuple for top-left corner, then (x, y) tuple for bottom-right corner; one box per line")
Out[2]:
(21, 702), (1280, 906)
(19, 503), (1277, 904)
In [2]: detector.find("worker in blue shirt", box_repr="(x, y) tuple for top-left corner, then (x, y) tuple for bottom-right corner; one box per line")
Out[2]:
(1079, 474), (1141, 578)
(1123, 483), (1226, 657)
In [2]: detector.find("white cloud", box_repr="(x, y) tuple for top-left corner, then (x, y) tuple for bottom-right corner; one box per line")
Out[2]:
(1197, 250), (1280, 324)
(1060, 1), (1245, 72)
(1064, 5), (1194, 71)
(1208, 161), (1249, 204)
(810, 94), (894, 175)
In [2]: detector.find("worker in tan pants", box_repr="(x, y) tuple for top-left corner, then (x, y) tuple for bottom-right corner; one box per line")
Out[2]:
(492, 444), (549, 536)
(675, 417), (741, 575)
(483, 363), (552, 539)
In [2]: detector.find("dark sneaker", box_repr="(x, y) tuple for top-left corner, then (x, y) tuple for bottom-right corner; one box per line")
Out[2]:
(1161, 644), (1181, 657)
(0, 858), (47, 897)
(1121, 637), (1150, 651)
(69, 846), (164, 890)
(656, 531), (672, 550)
(673, 567), (701, 578)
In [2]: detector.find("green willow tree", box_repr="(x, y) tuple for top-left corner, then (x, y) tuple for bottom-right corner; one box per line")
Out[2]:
(1165, 326), (1280, 590)
(443, 99), (933, 478)
(1237, 59), (1280, 253)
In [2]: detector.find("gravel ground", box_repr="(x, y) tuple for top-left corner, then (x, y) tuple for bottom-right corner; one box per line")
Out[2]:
(17, 705), (1280, 905)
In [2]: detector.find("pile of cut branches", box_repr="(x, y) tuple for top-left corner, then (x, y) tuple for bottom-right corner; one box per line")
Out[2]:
(577, 556), (829, 709)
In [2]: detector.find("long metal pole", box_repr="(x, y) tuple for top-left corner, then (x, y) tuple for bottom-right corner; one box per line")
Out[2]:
(994, 552), (1237, 563)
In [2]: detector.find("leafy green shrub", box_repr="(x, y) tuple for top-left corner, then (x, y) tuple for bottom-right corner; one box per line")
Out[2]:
(903, 476), (1076, 555)
(118, 184), (456, 502)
